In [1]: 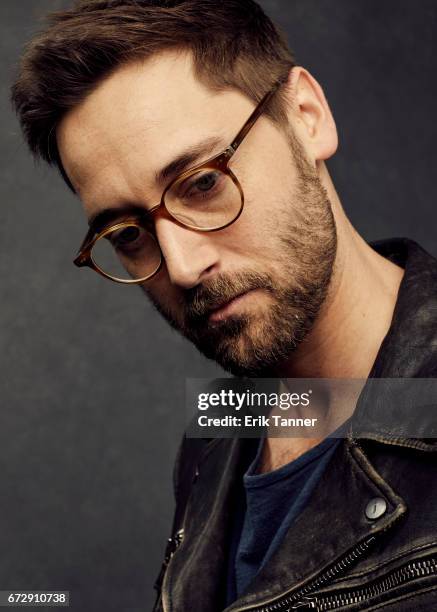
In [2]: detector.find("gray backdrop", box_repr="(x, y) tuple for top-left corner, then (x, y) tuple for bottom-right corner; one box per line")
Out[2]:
(1, 1), (436, 610)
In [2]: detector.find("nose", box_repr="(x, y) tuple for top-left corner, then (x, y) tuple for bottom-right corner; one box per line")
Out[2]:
(154, 215), (220, 289)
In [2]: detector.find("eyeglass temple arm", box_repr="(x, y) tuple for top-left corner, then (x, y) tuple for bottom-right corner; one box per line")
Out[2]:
(228, 77), (288, 155)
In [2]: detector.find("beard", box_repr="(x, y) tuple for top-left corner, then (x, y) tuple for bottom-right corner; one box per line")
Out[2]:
(143, 134), (337, 377)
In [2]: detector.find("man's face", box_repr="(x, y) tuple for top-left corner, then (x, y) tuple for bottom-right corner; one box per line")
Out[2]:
(57, 51), (337, 376)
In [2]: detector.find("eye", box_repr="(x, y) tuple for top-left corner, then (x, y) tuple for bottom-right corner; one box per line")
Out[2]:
(178, 170), (224, 201)
(193, 172), (217, 192)
(109, 225), (144, 250)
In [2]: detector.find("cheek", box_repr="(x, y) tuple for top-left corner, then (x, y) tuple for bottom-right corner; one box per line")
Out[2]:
(218, 190), (288, 259)
(228, 141), (298, 247)
(141, 268), (183, 313)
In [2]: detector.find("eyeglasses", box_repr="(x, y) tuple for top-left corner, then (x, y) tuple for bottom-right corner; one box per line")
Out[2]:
(73, 78), (287, 284)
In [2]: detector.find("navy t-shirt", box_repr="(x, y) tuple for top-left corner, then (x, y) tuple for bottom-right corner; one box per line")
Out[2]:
(226, 434), (342, 604)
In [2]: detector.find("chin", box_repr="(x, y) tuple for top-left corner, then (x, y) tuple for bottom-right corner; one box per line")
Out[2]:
(205, 330), (278, 377)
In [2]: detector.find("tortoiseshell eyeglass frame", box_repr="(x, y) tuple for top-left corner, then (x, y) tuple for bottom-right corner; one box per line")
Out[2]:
(73, 76), (288, 284)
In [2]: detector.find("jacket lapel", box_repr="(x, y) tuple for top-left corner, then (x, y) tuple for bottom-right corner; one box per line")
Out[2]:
(224, 437), (406, 611)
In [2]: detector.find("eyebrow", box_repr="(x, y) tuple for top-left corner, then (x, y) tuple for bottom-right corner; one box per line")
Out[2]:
(87, 136), (225, 235)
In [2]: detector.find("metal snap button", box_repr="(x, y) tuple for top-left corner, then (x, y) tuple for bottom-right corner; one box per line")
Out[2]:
(365, 497), (387, 520)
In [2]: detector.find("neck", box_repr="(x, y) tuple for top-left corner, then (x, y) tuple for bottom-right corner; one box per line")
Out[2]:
(259, 164), (404, 473)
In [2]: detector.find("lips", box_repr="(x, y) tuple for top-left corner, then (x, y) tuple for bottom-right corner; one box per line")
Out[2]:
(186, 280), (265, 325)
(208, 292), (247, 314)
(206, 290), (255, 323)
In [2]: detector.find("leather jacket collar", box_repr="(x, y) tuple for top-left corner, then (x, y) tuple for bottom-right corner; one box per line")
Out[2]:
(351, 237), (437, 446)
(366, 237), (437, 379)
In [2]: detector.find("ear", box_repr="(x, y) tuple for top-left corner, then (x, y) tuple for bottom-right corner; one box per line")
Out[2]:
(283, 66), (338, 162)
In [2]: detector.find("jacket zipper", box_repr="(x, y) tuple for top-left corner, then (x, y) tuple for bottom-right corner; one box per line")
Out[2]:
(233, 536), (377, 612)
(315, 554), (437, 611)
(235, 543), (437, 612)
(157, 439), (222, 611)
(155, 528), (185, 589)
(154, 528), (185, 612)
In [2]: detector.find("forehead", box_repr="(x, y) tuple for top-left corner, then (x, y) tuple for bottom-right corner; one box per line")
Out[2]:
(56, 50), (254, 216)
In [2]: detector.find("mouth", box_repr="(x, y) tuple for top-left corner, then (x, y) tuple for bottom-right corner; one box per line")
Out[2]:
(208, 290), (255, 323)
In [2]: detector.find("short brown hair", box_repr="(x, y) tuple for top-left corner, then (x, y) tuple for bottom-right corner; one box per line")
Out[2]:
(11, 0), (295, 190)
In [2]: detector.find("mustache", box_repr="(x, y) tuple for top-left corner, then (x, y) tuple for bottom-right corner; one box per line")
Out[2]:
(182, 271), (275, 322)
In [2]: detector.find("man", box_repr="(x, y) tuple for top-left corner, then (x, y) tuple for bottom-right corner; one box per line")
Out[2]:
(11, 1), (437, 610)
